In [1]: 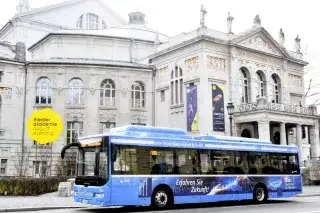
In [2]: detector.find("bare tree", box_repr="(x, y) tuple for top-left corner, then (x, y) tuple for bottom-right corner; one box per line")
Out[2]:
(302, 45), (320, 107)
(13, 145), (32, 177)
(35, 143), (53, 177)
(55, 147), (77, 177)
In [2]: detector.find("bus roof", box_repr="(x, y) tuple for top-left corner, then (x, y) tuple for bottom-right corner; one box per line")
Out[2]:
(78, 125), (298, 153)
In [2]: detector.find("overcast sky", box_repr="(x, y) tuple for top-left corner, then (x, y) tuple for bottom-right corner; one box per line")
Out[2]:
(1, 0), (319, 104)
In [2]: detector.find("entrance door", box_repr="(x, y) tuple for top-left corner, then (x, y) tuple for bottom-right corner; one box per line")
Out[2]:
(241, 129), (252, 138)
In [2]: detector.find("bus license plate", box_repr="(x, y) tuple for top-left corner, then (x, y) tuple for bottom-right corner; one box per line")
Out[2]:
(81, 199), (89, 204)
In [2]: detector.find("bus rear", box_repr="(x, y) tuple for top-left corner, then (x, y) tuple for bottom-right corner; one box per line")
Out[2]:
(61, 136), (111, 206)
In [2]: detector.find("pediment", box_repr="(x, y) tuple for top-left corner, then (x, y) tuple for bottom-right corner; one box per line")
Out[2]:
(232, 28), (289, 58)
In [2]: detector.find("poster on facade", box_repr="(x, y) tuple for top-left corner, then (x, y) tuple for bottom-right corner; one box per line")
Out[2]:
(186, 85), (198, 132)
(212, 84), (225, 132)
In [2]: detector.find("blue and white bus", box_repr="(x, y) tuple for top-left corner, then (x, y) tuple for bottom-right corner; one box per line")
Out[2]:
(60, 125), (302, 209)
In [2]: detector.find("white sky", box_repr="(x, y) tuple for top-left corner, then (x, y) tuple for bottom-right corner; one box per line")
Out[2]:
(1, 0), (319, 104)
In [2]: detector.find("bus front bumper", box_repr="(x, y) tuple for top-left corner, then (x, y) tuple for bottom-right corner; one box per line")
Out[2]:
(73, 185), (111, 207)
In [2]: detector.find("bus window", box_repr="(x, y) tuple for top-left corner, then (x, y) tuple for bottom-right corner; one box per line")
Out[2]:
(150, 148), (174, 174)
(112, 146), (137, 175)
(234, 152), (248, 174)
(175, 149), (199, 174)
(199, 150), (212, 174)
(288, 154), (299, 174)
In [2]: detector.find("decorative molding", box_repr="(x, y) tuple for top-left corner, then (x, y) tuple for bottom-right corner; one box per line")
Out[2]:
(158, 66), (168, 80)
(289, 73), (302, 87)
(15, 86), (24, 98)
(183, 77), (200, 85)
(207, 55), (226, 72)
(66, 110), (85, 121)
(208, 78), (227, 84)
(0, 87), (12, 99)
(121, 87), (129, 95)
(185, 56), (199, 72)
(99, 110), (117, 123)
(131, 111), (147, 123)
(239, 36), (278, 55)
(89, 87), (95, 95)
(55, 86), (63, 95)
(155, 85), (169, 92)
(234, 48), (281, 67)
(238, 59), (280, 75)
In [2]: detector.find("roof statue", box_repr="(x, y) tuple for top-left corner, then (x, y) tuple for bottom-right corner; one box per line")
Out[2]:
(253, 14), (261, 27)
(227, 12), (234, 34)
(295, 35), (301, 53)
(16, 0), (30, 14)
(200, 4), (207, 28)
(279, 28), (285, 46)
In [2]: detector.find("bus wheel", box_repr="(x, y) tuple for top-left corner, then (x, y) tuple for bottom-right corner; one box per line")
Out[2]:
(253, 185), (267, 203)
(152, 187), (171, 209)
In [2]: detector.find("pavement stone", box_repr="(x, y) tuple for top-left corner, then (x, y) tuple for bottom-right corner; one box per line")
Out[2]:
(0, 185), (319, 212)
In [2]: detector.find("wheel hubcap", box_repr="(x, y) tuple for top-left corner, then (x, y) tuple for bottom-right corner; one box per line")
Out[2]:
(155, 191), (168, 207)
(256, 188), (265, 201)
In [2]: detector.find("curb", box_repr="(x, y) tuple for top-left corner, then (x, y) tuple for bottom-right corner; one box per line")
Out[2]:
(297, 193), (320, 197)
(0, 206), (83, 212)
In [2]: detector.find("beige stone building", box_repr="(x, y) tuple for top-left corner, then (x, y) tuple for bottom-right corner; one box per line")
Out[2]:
(0, 0), (318, 176)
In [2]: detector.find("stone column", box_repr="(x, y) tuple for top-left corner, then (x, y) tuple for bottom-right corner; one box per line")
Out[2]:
(296, 124), (302, 156)
(258, 121), (270, 140)
(236, 123), (242, 137)
(280, 122), (287, 145)
(310, 123), (320, 159)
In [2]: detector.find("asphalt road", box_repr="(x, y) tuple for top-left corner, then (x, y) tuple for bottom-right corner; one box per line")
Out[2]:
(18, 196), (320, 213)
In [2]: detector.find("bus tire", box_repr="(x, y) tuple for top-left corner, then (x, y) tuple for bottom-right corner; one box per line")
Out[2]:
(253, 184), (268, 203)
(151, 186), (172, 209)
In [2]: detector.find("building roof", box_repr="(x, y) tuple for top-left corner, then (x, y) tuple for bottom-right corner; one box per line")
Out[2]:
(150, 26), (307, 65)
(28, 24), (169, 51)
(0, 0), (127, 38)
(30, 57), (153, 70)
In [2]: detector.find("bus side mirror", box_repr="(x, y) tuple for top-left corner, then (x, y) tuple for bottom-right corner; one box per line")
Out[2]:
(111, 144), (118, 162)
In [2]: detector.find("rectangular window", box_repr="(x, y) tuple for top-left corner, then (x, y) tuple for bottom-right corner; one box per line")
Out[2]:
(99, 122), (115, 134)
(160, 90), (165, 102)
(111, 145), (300, 175)
(0, 159), (7, 175)
(131, 123), (146, 126)
(66, 122), (83, 144)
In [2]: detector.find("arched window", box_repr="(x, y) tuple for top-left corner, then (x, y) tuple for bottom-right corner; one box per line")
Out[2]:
(239, 67), (250, 103)
(170, 66), (183, 105)
(68, 78), (84, 105)
(256, 71), (266, 98)
(36, 77), (52, 104)
(0, 95), (2, 125)
(76, 15), (83, 29)
(76, 13), (106, 30)
(86, 13), (99, 30)
(100, 79), (115, 107)
(272, 74), (281, 103)
(131, 81), (145, 108)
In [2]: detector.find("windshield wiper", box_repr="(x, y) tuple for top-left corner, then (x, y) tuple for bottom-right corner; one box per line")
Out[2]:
(61, 142), (82, 159)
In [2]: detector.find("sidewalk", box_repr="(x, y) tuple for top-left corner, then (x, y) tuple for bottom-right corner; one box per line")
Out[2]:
(0, 192), (89, 212)
(0, 185), (320, 212)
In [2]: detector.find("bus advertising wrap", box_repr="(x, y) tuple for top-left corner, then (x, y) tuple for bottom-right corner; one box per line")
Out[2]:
(187, 85), (199, 132)
(212, 84), (225, 132)
(138, 176), (302, 197)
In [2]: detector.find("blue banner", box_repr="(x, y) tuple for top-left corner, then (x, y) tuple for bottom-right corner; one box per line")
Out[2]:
(138, 176), (302, 198)
(212, 84), (225, 132)
(187, 85), (198, 132)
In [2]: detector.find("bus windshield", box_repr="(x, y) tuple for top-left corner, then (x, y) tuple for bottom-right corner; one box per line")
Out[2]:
(77, 146), (108, 177)
(60, 136), (109, 186)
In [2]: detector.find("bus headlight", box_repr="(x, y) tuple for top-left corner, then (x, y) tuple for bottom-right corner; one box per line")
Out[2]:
(94, 193), (104, 198)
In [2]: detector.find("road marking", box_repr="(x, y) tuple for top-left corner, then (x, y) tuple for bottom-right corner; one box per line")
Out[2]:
(297, 211), (320, 213)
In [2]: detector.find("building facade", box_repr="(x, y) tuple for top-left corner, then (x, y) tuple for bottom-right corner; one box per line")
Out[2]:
(0, 0), (318, 177)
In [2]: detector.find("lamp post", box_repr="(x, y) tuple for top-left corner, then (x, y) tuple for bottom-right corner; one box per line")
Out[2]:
(227, 102), (235, 136)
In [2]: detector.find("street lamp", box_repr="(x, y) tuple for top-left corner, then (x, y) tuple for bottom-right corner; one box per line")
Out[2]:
(227, 102), (235, 136)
